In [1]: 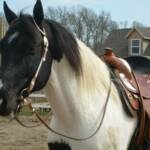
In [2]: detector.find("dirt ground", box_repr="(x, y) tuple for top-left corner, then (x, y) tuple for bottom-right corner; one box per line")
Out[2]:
(0, 116), (49, 150)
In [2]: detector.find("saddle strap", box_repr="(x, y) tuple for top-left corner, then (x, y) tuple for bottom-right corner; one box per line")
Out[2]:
(131, 72), (150, 149)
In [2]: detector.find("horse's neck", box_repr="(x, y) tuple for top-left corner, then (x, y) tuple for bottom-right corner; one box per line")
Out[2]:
(45, 40), (137, 149)
(45, 59), (90, 128)
(44, 40), (114, 130)
(45, 58), (79, 125)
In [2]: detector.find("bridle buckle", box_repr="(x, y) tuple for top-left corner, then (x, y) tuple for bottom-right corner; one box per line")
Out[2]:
(20, 88), (30, 99)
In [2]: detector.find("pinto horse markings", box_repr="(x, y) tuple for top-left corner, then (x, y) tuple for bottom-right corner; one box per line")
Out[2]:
(0, 0), (137, 150)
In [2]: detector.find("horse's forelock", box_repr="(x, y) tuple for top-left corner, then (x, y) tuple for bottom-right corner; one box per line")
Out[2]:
(19, 14), (38, 39)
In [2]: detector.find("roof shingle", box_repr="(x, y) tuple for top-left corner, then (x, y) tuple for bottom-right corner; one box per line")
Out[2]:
(101, 28), (131, 57)
(101, 27), (150, 57)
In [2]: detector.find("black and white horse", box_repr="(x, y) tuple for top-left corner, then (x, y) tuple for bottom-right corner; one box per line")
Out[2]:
(0, 0), (137, 149)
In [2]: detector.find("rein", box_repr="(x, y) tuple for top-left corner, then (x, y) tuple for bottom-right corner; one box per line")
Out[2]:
(15, 19), (112, 141)
(17, 79), (112, 141)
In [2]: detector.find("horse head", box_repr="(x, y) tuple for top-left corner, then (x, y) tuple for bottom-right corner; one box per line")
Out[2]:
(0, 0), (52, 115)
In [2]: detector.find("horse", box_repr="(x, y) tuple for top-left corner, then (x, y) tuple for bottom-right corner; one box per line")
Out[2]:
(0, 0), (138, 149)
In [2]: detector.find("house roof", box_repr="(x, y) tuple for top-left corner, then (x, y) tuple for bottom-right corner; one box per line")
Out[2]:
(101, 27), (150, 57)
(101, 28), (131, 57)
(126, 27), (150, 39)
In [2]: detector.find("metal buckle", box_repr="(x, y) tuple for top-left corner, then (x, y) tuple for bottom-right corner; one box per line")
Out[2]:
(20, 88), (30, 99)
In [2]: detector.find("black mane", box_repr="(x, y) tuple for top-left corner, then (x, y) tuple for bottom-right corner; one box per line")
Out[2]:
(45, 19), (82, 75)
(18, 14), (82, 75)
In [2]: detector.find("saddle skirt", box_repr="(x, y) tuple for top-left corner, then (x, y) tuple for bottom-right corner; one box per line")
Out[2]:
(119, 72), (150, 115)
(101, 48), (150, 149)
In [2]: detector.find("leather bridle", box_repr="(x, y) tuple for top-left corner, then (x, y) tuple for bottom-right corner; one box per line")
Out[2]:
(20, 19), (49, 98)
(15, 19), (112, 141)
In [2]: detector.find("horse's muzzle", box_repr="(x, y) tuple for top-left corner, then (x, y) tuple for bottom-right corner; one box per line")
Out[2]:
(0, 88), (17, 116)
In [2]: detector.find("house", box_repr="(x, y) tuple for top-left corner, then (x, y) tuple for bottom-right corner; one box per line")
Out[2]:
(101, 27), (150, 57)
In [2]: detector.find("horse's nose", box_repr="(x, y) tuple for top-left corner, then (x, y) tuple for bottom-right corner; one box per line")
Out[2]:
(0, 88), (10, 116)
(0, 87), (18, 116)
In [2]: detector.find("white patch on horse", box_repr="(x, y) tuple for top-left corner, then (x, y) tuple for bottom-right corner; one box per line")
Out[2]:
(45, 38), (137, 150)
(8, 32), (19, 44)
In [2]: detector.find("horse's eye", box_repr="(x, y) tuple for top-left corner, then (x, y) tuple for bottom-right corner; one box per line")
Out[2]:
(26, 48), (35, 55)
(8, 32), (19, 45)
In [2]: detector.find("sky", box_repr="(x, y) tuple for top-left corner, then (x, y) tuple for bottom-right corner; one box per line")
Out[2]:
(0, 0), (150, 27)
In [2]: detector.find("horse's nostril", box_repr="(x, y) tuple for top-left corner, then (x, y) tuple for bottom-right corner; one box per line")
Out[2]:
(0, 98), (3, 105)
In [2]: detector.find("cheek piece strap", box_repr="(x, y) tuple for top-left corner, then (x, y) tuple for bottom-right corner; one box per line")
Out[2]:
(20, 19), (49, 99)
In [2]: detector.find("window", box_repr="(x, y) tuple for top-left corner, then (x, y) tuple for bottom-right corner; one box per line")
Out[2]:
(131, 39), (141, 55)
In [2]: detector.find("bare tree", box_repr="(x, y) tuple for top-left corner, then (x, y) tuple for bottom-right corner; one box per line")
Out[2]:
(46, 6), (118, 53)
(132, 21), (144, 28)
(67, 6), (85, 40)
(90, 11), (118, 53)
(119, 21), (128, 28)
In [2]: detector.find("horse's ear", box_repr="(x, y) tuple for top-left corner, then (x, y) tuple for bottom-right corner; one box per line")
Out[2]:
(3, 1), (17, 24)
(33, 0), (44, 27)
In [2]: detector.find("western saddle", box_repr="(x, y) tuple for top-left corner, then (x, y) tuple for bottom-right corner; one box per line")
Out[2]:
(101, 48), (150, 150)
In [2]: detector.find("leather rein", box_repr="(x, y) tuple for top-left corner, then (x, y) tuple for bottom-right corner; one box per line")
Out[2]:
(15, 19), (112, 141)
